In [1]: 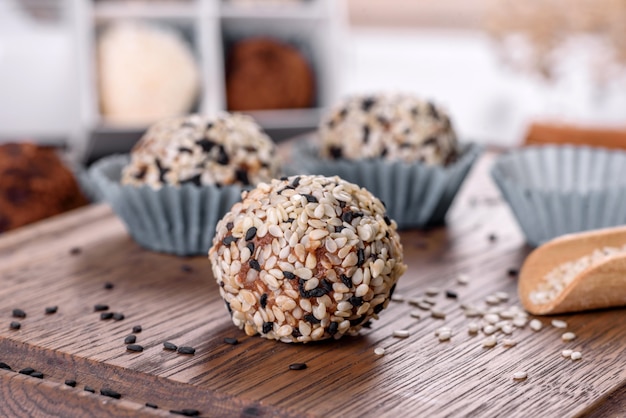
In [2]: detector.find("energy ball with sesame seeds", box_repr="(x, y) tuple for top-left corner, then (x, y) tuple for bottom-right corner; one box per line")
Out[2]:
(209, 175), (407, 343)
(319, 94), (459, 165)
(121, 113), (280, 189)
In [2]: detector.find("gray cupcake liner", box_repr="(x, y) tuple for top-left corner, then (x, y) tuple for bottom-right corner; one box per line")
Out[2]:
(288, 140), (481, 228)
(491, 145), (626, 247)
(89, 154), (243, 256)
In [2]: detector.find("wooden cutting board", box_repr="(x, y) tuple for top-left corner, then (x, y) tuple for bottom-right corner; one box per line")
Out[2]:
(0, 154), (624, 417)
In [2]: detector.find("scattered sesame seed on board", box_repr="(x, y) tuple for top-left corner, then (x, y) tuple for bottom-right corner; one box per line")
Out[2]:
(438, 331), (452, 342)
(100, 312), (113, 320)
(409, 310), (421, 319)
(393, 330), (410, 338)
(69, 247), (82, 256)
(9, 321), (21, 330)
(529, 319), (543, 331)
(45, 306), (58, 314)
(19, 367), (34, 375)
(0, 362), (11, 370)
(100, 388), (122, 399)
(502, 339), (517, 347)
(484, 314), (499, 324)
(431, 310), (446, 319)
(132, 325), (142, 333)
(456, 274), (470, 285)
(445, 290), (458, 299)
(170, 409), (201, 417)
(467, 323), (479, 334)
(562, 332), (576, 342)
(94, 304), (109, 312)
(374, 347), (386, 355)
(483, 325), (497, 335)
(163, 342), (177, 351)
(126, 344), (144, 353)
(485, 295), (500, 305)
(124, 335), (137, 344)
(494, 291), (509, 302)
(84, 386), (95, 393)
(289, 363), (307, 370)
(551, 320), (568, 329)
(112, 312), (125, 321)
(12, 308), (26, 318)
(425, 287), (440, 297)
(177, 346), (196, 355)
(104, 282), (114, 290)
(224, 337), (238, 345)
(561, 349), (573, 358)
(145, 403), (158, 409)
(65, 379), (77, 387)
(571, 351), (582, 360)
(482, 336), (497, 348)
(391, 293), (405, 302)
(512, 371), (527, 380)
(31, 371), (44, 379)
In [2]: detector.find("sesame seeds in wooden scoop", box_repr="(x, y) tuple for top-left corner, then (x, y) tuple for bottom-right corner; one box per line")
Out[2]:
(518, 226), (626, 315)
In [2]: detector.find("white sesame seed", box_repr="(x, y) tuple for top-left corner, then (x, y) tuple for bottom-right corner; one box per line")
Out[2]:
(551, 319), (568, 329)
(561, 332), (576, 342)
(425, 287), (440, 297)
(571, 351), (582, 360)
(494, 291), (509, 302)
(512, 371), (527, 380)
(456, 274), (470, 285)
(501, 325), (514, 335)
(485, 295), (500, 305)
(464, 309), (481, 318)
(529, 319), (543, 331)
(483, 325), (497, 335)
(499, 310), (515, 319)
(393, 330), (410, 338)
(561, 349), (573, 358)
(512, 317), (527, 328)
(409, 310), (421, 319)
(484, 313), (500, 324)
(482, 336), (497, 348)
(468, 322), (480, 334)
(435, 327), (452, 336)
(431, 310), (446, 319)
(391, 293), (405, 302)
(502, 339), (517, 347)
(438, 331), (452, 341)
(374, 347), (386, 355)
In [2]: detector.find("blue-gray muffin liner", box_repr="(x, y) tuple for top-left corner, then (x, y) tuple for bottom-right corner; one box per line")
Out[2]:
(89, 154), (243, 256)
(491, 145), (626, 247)
(289, 140), (481, 229)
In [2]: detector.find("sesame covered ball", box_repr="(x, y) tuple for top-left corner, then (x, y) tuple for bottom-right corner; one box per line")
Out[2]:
(121, 113), (280, 189)
(319, 94), (459, 165)
(209, 175), (407, 343)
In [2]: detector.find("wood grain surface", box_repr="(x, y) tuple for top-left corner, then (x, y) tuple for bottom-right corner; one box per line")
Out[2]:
(0, 153), (625, 418)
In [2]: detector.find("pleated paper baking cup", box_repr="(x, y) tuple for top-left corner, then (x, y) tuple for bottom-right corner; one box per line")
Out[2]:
(491, 145), (626, 247)
(289, 140), (481, 228)
(90, 154), (243, 256)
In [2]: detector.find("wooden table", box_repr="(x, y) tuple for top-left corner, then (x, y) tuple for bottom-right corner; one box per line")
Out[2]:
(0, 154), (624, 417)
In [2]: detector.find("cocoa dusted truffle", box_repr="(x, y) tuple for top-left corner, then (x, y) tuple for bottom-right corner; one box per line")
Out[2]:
(0, 143), (88, 233)
(209, 174), (406, 343)
(319, 94), (459, 165)
(121, 113), (280, 189)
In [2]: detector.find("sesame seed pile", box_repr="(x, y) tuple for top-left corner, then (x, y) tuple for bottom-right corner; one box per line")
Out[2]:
(209, 174), (407, 343)
(530, 244), (626, 305)
(319, 94), (459, 165)
(121, 113), (280, 189)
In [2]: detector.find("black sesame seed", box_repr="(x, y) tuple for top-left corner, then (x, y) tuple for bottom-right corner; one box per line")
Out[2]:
(341, 211), (353, 223)
(508, 268), (519, 277)
(235, 169), (250, 185)
(224, 337), (238, 345)
(0, 362), (11, 370)
(124, 335), (137, 344)
(307, 287), (328, 298)
(291, 176), (301, 188)
(383, 215), (391, 226)
(19, 367), (34, 375)
(178, 146), (193, 154)
(260, 293), (268, 309)
(170, 409), (200, 417)
(488, 233), (497, 242)
(361, 97), (376, 111)
(335, 225), (345, 233)
(10, 321), (21, 330)
(226, 221), (234, 230)
(373, 303), (385, 314)
(362, 126), (370, 144)
(225, 301), (232, 314)
(222, 235), (237, 246)
(104, 282), (114, 290)
(349, 316), (365, 327)
(44, 306), (58, 315)
(262, 322), (273, 334)
(340, 274), (353, 288)
(362, 320), (372, 328)
(177, 346), (196, 355)
(445, 290), (458, 299)
(163, 341), (177, 351)
(245, 227), (257, 241)
(196, 138), (216, 152)
(291, 328), (302, 338)
(12, 308), (26, 318)
(31, 371), (44, 379)
(280, 176), (288, 181)
(249, 259), (261, 272)
(112, 312), (125, 321)
(327, 322), (338, 335)
(356, 248), (365, 267)
(94, 304), (109, 312)
(181, 174), (202, 186)
(84, 386), (95, 393)
(70, 247), (82, 255)
(289, 363), (307, 371)
(329, 146), (343, 159)
(100, 388), (121, 399)
(283, 271), (295, 280)
(427, 102), (440, 119)
(100, 312), (113, 320)
(154, 158), (169, 183)
(126, 344), (144, 353)
(348, 296), (364, 307)
(216, 145), (230, 165)
(304, 314), (320, 324)
(286, 217), (295, 223)
(145, 403), (158, 409)
(246, 243), (255, 255)
(302, 194), (318, 203)
(381, 147), (388, 157)
(132, 325), (142, 333)
(181, 264), (193, 273)
(65, 379), (76, 387)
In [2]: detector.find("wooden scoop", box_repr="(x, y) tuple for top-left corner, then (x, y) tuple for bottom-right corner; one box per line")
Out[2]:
(519, 226), (626, 315)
